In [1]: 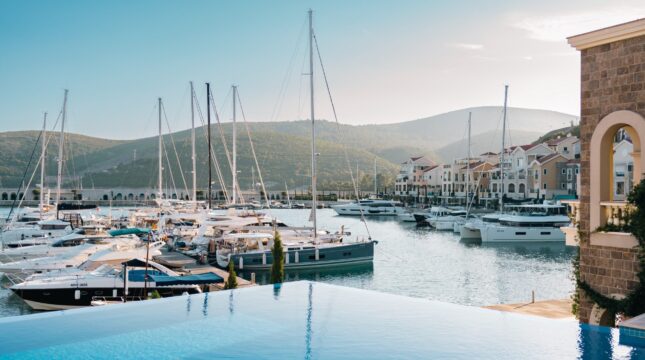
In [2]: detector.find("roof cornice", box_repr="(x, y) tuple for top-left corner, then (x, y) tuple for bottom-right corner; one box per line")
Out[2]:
(568, 18), (645, 50)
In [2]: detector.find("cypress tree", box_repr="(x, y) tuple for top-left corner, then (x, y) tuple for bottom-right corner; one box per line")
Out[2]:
(270, 231), (284, 284)
(224, 260), (238, 290)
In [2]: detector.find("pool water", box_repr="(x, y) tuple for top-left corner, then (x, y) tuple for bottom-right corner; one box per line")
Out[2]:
(0, 208), (576, 318)
(0, 281), (642, 359)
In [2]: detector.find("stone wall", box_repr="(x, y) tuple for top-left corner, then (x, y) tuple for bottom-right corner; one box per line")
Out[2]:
(578, 34), (645, 323)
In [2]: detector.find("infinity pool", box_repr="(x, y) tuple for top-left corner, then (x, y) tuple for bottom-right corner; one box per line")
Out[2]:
(0, 281), (642, 359)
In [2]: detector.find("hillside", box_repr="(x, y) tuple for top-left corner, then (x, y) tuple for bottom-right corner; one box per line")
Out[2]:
(0, 106), (577, 189)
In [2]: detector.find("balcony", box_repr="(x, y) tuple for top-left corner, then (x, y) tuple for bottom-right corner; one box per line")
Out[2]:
(591, 201), (638, 249)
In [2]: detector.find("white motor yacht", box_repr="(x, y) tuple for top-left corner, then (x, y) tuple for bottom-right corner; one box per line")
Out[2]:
(479, 204), (569, 243)
(331, 199), (405, 216)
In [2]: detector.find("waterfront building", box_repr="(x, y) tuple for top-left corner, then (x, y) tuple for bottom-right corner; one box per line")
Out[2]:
(567, 18), (645, 326)
(613, 139), (634, 201)
(394, 155), (436, 200)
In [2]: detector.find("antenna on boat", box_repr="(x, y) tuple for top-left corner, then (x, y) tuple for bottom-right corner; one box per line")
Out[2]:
(207, 82), (212, 209)
(500, 85), (508, 213)
(308, 8), (317, 240)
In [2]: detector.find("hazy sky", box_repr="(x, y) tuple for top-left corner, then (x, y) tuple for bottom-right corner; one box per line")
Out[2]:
(1, 0), (644, 139)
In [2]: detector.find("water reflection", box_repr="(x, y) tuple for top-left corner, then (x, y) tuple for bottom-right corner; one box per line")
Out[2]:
(240, 263), (374, 286)
(304, 282), (313, 360)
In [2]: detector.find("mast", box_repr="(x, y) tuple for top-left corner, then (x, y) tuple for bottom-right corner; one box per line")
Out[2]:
(232, 85), (237, 205)
(55, 89), (68, 207)
(207, 83), (212, 209)
(374, 157), (377, 196)
(308, 9), (317, 239)
(40, 112), (47, 217)
(500, 85), (508, 212)
(466, 112), (471, 206)
(190, 81), (197, 204)
(285, 181), (292, 208)
(158, 97), (163, 202)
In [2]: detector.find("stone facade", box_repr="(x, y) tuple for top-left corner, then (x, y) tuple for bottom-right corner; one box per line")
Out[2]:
(577, 33), (645, 323)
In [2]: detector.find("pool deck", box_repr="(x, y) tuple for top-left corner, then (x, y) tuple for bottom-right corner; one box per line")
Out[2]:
(483, 299), (574, 319)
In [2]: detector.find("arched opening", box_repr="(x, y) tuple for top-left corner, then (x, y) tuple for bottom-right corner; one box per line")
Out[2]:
(1, 193), (7, 200)
(10, 193), (17, 201)
(590, 110), (645, 230)
(508, 183), (515, 193)
(115, 193), (123, 200)
(102, 194), (108, 201)
(518, 183), (525, 194)
(589, 294), (625, 327)
(172, 193), (177, 199)
(139, 193), (145, 200)
(127, 193), (134, 200)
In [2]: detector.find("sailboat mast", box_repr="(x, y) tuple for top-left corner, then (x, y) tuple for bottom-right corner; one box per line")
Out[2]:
(374, 157), (377, 196)
(466, 112), (471, 205)
(232, 85), (237, 205)
(40, 112), (47, 217)
(207, 83), (212, 209)
(158, 97), (163, 201)
(308, 9), (317, 238)
(55, 89), (68, 207)
(500, 85), (508, 212)
(190, 81), (197, 204)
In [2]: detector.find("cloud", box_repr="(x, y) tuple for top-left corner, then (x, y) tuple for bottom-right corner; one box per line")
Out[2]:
(450, 43), (484, 50)
(513, 7), (645, 42)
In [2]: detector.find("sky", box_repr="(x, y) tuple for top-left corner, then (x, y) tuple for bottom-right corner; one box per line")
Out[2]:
(1, 0), (644, 139)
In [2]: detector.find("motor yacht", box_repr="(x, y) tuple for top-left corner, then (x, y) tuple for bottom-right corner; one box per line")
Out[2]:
(10, 259), (222, 310)
(479, 204), (569, 243)
(331, 199), (405, 216)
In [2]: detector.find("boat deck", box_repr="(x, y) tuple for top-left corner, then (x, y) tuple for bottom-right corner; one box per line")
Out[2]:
(154, 251), (254, 289)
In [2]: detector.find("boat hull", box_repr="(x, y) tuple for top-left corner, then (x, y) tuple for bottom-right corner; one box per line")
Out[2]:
(480, 226), (565, 243)
(217, 241), (375, 271)
(11, 286), (200, 311)
(459, 226), (481, 240)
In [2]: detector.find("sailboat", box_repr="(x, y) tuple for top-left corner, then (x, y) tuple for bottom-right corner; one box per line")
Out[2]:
(216, 10), (376, 271)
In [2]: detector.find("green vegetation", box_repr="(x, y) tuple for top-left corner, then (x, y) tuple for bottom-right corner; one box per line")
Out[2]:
(576, 179), (645, 319)
(149, 290), (161, 299)
(224, 260), (238, 290)
(270, 231), (284, 284)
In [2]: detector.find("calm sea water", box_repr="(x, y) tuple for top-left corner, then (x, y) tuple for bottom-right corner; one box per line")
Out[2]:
(0, 207), (576, 318)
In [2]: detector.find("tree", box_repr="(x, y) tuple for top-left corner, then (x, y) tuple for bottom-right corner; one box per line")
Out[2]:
(270, 231), (284, 284)
(224, 260), (238, 290)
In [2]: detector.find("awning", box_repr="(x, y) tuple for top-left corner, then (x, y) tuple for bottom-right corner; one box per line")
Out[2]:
(150, 272), (224, 286)
(108, 228), (151, 236)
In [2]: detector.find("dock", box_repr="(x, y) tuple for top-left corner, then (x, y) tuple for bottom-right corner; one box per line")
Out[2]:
(154, 251), (254, 290)
(483, 299), (574, 319)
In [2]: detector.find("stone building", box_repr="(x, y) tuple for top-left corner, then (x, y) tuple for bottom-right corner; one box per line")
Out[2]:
(568, 18), (645, 325)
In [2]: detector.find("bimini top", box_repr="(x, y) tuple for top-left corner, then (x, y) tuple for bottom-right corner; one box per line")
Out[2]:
(108, 228), (151, 237)
(150, 272), (223, 286)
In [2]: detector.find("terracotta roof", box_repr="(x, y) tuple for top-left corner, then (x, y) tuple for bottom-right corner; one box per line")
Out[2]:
(423, 165), (439, 172)
(546, 136), (576, 146)
(534, 153), (565, 165)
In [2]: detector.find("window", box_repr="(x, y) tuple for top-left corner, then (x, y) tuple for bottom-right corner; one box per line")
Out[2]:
(543, 169), (547, 175)
(563, 146), (568, 152)
(508, 184), (515, 193)
(562, 169), (566, 174)
(575, 168), (579, 174)
(561, 183), (566, 189)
